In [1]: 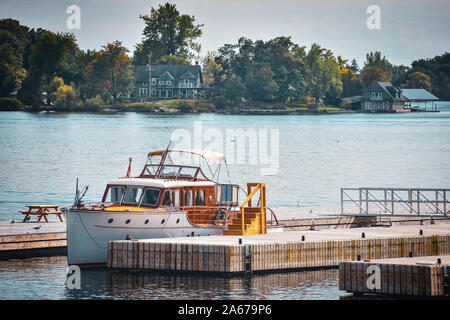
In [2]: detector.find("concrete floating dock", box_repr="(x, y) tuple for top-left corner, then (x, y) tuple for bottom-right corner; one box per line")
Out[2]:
(0, 221), (66, 259)
(107, 224), (450, 274)
(339, 256), (449, 297)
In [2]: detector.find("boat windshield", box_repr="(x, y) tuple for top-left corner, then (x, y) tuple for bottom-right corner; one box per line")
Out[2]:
(140, 188), (160, 206)
(122, 187), (143, 204)
(105, 186), (125, 203)
(104, 186), (160, 207)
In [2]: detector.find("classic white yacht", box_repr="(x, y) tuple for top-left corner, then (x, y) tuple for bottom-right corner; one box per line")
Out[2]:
(66, 149), (277, 267)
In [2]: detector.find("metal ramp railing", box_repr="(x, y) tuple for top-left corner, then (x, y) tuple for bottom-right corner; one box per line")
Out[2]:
(340, 187), (450, 217)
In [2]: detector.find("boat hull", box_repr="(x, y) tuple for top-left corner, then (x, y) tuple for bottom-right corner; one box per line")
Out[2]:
(66, 208), (223, 267)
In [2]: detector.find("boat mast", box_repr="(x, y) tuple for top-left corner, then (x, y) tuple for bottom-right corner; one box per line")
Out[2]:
(154, 141), (172, 178)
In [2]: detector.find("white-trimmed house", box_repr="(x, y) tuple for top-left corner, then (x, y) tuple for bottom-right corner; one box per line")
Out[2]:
(134, 63), (208, 101)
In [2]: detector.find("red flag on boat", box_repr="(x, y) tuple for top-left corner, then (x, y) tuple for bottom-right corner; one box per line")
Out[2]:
(126, 158), (132, 178)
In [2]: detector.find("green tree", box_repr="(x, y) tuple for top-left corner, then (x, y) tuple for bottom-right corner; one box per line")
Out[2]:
(201, 51), (222, 86)
(0, 19), (33, 68)
(44, 75), (63, 105)
(132, 43), (148, 67)
(305, 44), (342, 105)
(363, 51), (392, 79)
(406, 53), (450, 100)
(361, 66), (390, 87)
(223, 75), (246, 104)
(137, 2), (203, 64)
(350, 59), (359, 73)
(213, 38), (346, 107)
(71, 49), (97, 103)
(158, 54), (191, 65)
(0, 30), (27, 97)
(404, 72), (432, 91)
(0, 19), (37, 98)
(340, 68), (362, 98)
(337, 56), (349, 69)
(255, 37), (307, 103)
(245, 62), (279, 102)
(391, 64), (410, 87)
(19, 31), (77, 105)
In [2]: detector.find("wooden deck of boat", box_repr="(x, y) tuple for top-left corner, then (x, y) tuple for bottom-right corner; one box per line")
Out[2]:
(0, 220), (66, 259)
(107, 224), (450, 274)
(339, 255), (450, 297)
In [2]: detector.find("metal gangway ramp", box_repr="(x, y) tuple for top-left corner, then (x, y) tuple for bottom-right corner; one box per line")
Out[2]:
(340, 187), (450, 217)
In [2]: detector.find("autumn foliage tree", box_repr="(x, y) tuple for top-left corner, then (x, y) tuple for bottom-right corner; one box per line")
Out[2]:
(86, 41), (133, 103)
(50, 76), (79, 107)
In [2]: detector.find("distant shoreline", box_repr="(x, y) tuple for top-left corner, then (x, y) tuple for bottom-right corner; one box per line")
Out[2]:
(0, 108), (439, 115)
(0, 102), (445, 115)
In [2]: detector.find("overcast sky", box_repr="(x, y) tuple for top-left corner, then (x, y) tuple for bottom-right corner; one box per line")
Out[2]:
(1, 0), (449, 67)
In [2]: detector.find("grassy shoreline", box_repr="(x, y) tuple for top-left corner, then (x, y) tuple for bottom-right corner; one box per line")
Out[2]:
(0, 98), (360, 114)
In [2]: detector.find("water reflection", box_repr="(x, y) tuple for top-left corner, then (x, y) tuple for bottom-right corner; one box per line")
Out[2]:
(0, 255), (348, 299)
(65, 266), (344, 300)
(0, 256), (69, 300)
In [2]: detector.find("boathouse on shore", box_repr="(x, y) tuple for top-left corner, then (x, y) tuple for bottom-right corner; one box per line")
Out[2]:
(401, 88), (439, 111)
(360, 82), (408, 112)
(341, 82), (440, 112)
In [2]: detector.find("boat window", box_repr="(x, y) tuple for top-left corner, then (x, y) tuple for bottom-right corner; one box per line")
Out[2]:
(160, 166), (179, 178)
(106, 186), (125, 203)
(216, 184), (239, 205)
(222, 185), (233, 202)
(178, 167), (197, 178)
(123, 187), (143, 204)
(140, 189), (160, 206)
(173, 190), (180, 207)
(161, 190), (172, 206)
(184, 190), (193, 206)
(195, 190), (205, 206)
(144, 165), (157, 176)
(232, 185), (238, 204)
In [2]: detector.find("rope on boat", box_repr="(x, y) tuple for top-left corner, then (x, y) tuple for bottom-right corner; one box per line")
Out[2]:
(75, 210), (108, 250)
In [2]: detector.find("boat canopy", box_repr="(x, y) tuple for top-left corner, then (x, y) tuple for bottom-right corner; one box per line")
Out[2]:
(147, 149), (226, 161)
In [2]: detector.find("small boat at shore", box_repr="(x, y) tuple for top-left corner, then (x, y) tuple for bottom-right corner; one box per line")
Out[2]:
(66, 148), (276, 267)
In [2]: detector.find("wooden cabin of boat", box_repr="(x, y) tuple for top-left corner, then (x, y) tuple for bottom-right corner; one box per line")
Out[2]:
(99, 149), (240, 228)
(88, 149), (272, 235)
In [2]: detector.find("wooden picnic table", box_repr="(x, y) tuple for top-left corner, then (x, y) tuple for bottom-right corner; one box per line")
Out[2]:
(21, 205), (64, 222)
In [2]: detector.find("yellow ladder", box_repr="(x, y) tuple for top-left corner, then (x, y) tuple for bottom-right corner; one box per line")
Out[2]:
(223, 183), (267, 235)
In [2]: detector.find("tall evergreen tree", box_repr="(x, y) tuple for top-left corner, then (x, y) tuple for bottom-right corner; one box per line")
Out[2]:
(136, 2), (203, 65)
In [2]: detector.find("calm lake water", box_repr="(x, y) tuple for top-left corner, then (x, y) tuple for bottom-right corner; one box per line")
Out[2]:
(0, 102), (449, 300)
(0, 256), (345, 300)
(1, 102), (450, 221)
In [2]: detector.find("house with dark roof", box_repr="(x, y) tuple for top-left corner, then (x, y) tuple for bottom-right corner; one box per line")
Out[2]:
(360, 82), (408, 111)
(134, 63), (208, 101)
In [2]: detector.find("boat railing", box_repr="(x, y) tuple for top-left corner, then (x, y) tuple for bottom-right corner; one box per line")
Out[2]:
(176, 205), (235, 228)
(139, 164), (209, 181)
(169, 205), (276, 229)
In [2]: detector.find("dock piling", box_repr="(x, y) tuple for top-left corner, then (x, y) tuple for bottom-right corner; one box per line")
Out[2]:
(107, 225), (450, 276)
